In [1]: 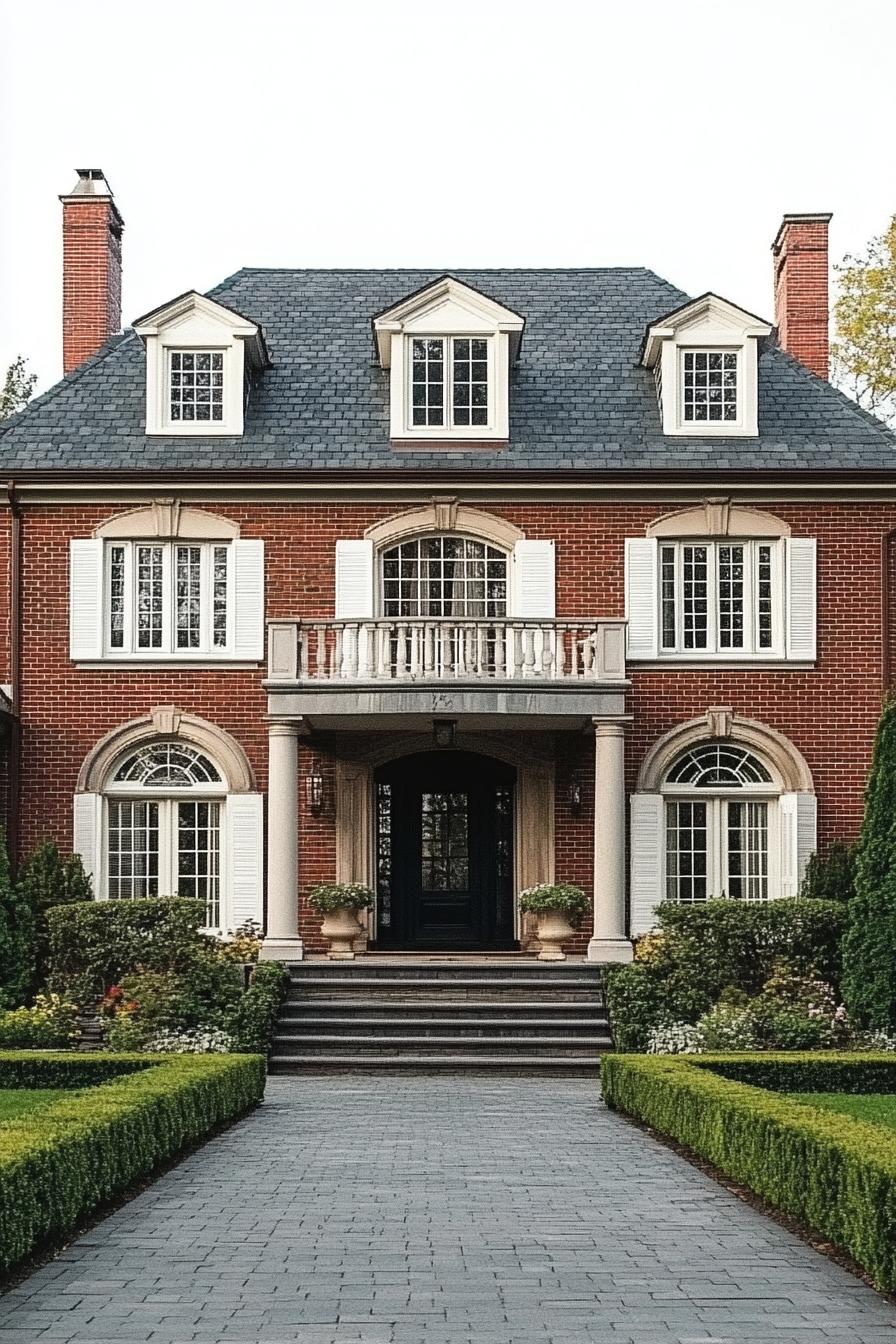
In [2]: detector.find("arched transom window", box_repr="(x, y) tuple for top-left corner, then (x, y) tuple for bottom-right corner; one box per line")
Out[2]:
(105, 741), (227, 926)
(380, 536), (508, 618)
(662, 742), (778, 904)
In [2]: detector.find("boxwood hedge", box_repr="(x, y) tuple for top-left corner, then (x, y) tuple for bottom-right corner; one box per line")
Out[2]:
(601, 1052), (896, 1290)
(0, 1050), (265, 1272)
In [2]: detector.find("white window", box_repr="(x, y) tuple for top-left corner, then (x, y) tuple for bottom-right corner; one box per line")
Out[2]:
(658, 539), (781, 656)
(104, 742), (227, 928)
(169, 351), (224, 424)
(105, 541), (232, 655)
(380, 536), (507, 617)
(681, 350), (738, 424)
(409, 337), (490, 430)
(663, 743), (776, 903)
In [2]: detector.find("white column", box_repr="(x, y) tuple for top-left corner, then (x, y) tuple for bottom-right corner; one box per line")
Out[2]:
(587, 720), (633, 963)
(260, 721), (305, 961)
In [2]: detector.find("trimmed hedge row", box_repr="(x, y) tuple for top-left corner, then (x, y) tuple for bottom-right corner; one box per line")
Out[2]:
(601, 1052), (896, 1290)
(0, 1051), (265, 1271)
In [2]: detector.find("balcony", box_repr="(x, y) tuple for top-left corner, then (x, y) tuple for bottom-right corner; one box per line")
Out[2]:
(265, 618), (628, 730)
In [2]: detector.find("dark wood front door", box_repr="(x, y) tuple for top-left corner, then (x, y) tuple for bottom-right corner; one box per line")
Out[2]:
(374, 751), (515, 950)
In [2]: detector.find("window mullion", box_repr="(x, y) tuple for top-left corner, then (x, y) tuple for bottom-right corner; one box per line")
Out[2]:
(158, 801), (173, 898)
(714, 798), (725, 898)
(707, 542), (719, 655)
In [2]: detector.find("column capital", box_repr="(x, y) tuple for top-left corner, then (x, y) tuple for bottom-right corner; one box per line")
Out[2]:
(268, 718), (308, 739)
(592, 717), (629, 738)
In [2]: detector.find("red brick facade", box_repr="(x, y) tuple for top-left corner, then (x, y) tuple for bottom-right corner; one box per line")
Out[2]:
(2, 494), (890, 950)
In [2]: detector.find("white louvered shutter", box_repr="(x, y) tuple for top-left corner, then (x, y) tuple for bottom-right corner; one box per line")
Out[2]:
(228, 793), (265, 930)
(624, 538), (659, 659)
(231, 539), (265, 660)
(630, 792), (665, 935)
(511, 540), (555, 617)
(69, 538), (104, 660)
(779, 793), (817, 899)
(335, 540), (375, 619)
(786, 537), (817, 661)
(73, 793), (102, 893)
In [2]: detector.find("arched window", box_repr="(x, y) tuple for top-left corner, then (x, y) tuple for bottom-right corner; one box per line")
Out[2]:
(104, 741), (228, 926)
(380, 536), (508, 618)
(662, 741), (779, 904)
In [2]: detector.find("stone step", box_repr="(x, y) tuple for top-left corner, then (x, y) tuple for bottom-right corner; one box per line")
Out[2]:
(279, 999), (606, 1018)
(268, 1053), (604, 1074)
(271, 1033), (613, 1056)
(276, 1015), (608, 1038)
(287, 962), (600, 979)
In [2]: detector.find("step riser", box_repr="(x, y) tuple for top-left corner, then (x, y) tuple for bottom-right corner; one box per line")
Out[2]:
(277, 1024), (608, 1039)
(272, 1041), (613, 1058)
(286, 989), (603, 1006)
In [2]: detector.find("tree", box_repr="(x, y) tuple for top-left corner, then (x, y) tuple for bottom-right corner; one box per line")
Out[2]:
(0, 828), (34, 1006)
(0, 356), (37, 421)
(843, 697), (896, 1028)
(833, 216), (896, 428)
(17, 841), (93, 988)
(799, 841), (856, 904)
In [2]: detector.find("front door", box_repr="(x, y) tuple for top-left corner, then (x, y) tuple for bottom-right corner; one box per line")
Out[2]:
(374, 751), (515, 950)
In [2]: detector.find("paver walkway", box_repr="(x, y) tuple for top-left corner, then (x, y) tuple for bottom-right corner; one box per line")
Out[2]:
(0, 1075), (894, 1343)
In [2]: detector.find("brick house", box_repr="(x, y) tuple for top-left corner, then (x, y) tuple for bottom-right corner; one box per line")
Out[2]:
(1, 171), (893, 964)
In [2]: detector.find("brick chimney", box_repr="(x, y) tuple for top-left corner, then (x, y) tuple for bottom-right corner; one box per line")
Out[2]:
(771, 212), (832, 380)
(59, 169), (124, 375)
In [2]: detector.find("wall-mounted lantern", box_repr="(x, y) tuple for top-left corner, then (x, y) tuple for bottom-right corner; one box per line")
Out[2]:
(306, 758), (325, 814)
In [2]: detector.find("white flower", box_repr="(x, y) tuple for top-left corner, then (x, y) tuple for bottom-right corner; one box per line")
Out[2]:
(647, 1022), (703, 1055)
(146, 1027), (234, 1054)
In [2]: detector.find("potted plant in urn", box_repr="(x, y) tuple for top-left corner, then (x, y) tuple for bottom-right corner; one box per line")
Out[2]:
(518, 883), (589, 962)
(308, 883), (374, 960)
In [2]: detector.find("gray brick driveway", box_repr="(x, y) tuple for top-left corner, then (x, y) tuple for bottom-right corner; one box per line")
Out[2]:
(0, 1074), (894, 1343)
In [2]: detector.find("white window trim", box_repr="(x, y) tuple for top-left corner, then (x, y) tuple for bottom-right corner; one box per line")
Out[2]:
(402, 335), (496, 437)
(657, 538), (785, 659)
(390, 330), (509, 440)
(679, 347), (742, 430)
(103, 539), (234, 658)
(663, 791), (780, 903)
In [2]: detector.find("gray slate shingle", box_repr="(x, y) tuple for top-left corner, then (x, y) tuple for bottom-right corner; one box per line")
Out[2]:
(1, 267), (893, 471)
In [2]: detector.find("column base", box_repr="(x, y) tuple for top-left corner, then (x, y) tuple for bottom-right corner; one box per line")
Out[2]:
(586, 937), (633, 964)
(259, 937), (305, 963)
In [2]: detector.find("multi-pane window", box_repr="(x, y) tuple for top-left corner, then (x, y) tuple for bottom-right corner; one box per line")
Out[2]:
(682, 350), (738, 423)
(169, 351), (224, 423)
(659, 540), (779, 655)
(105, 743), (225, 928)
(664, 743), (774, 904)
(409, 337), (489, 430)
(105, 541), (231, 655)
(381, 537), (507, 618)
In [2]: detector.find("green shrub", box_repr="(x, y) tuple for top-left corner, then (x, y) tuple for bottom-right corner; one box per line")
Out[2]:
(601, 1051), (896, 1290)
(226, 961), (290, 1053)
(0, 828), (35, 1007)
(47, 897), (207, 1003)
(517, 883), (590, 922)
(18, 840), (93, 988)
(307, 883), (374, 913)
(844, 697), (896, 1030)
(799, 841), (856, 904)
(606, 961), (712, 1053)
(0, 995), (79, 1049)
(0, 1051), (265, 1271)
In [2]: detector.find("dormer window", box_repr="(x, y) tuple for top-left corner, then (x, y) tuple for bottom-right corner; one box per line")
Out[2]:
(134, 291), (269, 437)
(641, 294), (771, 438)
(373, 277), (523, 444)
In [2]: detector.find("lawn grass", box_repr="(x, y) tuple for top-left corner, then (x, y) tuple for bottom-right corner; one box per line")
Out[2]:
(793, 1091), (896, 1130)
(0, 1089), (69, 1122)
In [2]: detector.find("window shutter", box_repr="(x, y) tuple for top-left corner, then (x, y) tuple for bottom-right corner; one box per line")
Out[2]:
(511, 540), (555, 618)
(786, 537), (817, 661)
(73, 793), (102, 893)
(69, 539), (104, 660)
(624, 537), (658, 659)
(779, 792), (817, 899)
(232, 539), (265, 661)
(334, 539), (375, 618)
(630, 792), (665, 935)
(228, 793), (265, 930)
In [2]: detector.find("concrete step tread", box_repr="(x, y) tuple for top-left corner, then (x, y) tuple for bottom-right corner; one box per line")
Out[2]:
(273, 1033), (612, 1046)
(269, 1054), (605, 1069)
(277, 1015), (608, 1028)
(288, 975), (602, 989)
(281, 998), (604, 1011)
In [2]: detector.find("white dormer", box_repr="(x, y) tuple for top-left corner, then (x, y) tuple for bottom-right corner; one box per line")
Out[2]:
(641, 293), (772, 438)
(373, 277), (525, 443)
(134, 291), (269, 437)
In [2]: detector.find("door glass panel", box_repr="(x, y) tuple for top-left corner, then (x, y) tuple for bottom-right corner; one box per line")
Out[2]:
(421, 792), (469, 890)
(376, 782), (392, 928)
(726, 800), (768, 902)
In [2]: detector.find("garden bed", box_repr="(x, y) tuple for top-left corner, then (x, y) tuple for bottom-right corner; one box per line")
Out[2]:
(601, 1052), (896, 1291)
(0, 1050), (265, 1272)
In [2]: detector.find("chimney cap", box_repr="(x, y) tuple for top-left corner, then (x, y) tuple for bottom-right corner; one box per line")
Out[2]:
(772, 212), (833, 252)
(59, 168), (123, 228)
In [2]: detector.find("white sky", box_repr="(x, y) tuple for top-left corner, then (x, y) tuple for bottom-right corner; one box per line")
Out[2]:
(2, 0), (895, 395)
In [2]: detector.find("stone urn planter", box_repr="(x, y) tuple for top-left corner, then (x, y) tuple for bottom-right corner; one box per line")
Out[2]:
(308, 883), (375, 961)
(319, 906), (363, 960)
(517, 883), (590, 963)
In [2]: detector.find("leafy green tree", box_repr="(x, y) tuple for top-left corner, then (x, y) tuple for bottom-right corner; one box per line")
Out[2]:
(843, 697), (896, 1027)
(0, 356), (37, 421)
(833, 216), (896, 427)
(17, 841), (93, 989)
(0, 828), (35, 1006)
(799, 841), (856, 904)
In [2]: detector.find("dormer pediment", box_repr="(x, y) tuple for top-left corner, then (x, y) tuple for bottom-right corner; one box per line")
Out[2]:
(133, 291), (269, 369)
(373, 277), (525, 368)
(640, 293), (771, 368)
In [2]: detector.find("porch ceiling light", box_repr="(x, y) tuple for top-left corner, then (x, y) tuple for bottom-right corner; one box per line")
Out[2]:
(432, 719), (457, 750)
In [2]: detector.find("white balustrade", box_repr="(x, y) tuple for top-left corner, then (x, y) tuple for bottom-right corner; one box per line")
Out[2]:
(268, 618), (627, 684)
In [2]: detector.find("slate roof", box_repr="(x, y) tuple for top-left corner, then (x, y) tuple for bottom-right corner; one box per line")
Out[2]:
(1, 267), (893, 474)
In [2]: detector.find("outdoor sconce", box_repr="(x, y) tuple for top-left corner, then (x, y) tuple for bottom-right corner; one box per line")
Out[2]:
(568, 778), (583, 816)
(306, 758), (325, 814)
(432, 719), (457, 750)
